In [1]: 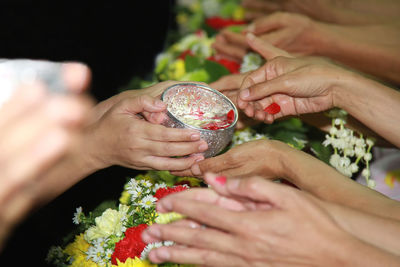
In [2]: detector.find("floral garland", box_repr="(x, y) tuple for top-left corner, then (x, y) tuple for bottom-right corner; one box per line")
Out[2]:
(48, 0), (375, 266)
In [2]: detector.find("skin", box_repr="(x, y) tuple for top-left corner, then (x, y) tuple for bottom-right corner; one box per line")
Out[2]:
(174, 139), (400, 221)
(31, 87), (208, 204)
(241, 0), (400, 25)
(142, 174), (400, 266)
(213, 12), (400, 84)
(237, 56), (400, 147)
(0, 63), (92, 251)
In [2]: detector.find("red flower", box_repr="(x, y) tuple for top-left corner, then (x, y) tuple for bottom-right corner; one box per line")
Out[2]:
(207, 56), (241, 74)
(154, 186), (187, 200)
(205, 16), (246, 30)
(111, 224), (148, 265)
(178, 49), (194, 60)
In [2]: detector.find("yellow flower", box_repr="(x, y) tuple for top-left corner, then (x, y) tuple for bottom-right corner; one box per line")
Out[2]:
(112, 257), (156, 267)
(119, 190), (131, 205)
(85, 208), (125, 241)
(69, 254), (98, 267)
(64, 234), (90, 258)
(233, 6), (245, 20)
(385, 170), (400, 188)
(155, 212), (186, 224)
(176, 176), (202, 187)
(176, 13), (188, 25)
(168, 59), (186, 80)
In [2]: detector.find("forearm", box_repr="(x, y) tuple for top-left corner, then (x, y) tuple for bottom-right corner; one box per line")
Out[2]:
(333, 72), (400, 147)
(313, 23), (400, 84)
(282, 148), (400, 220)
(325, 202), (400, 256)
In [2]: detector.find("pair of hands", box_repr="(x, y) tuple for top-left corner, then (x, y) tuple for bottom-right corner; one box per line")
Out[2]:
(80, 81), (208, 173)
(141, 173), (389, 266)
(214, 11), (400, 84)
(0, 62), (92, 250)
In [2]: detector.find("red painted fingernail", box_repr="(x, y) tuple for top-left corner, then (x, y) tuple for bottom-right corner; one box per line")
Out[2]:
(215, 176), (227, 185)
(264, 103), (281, 115)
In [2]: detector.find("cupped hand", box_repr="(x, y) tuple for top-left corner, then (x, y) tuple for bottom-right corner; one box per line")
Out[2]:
(84, 94), (207, 171)
(171, 139), (290, 179)
(238, 56), (346, 123)
(142, 174), (354, 266)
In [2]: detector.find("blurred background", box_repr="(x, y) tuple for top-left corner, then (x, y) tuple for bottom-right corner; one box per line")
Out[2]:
(0, 1), (175, 265)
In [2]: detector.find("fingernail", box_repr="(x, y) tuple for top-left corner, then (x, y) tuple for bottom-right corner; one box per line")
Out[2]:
(215, 176), (227, 185)
(240, 89), (250, 99)
(247, 23), (255, 32)
(155, 99), (166, 108)
(191, 133), (200, 141)
(146, 226), (161, 238)
(246, 32), (255, 41)
(155, 248), (171, 261)
(160, 199), (172, 211)
(191, 164), (202, 176)
(198, 142), (208, 151)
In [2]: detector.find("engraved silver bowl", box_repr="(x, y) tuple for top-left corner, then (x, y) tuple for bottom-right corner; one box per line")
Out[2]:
(161, 83), (238, 158)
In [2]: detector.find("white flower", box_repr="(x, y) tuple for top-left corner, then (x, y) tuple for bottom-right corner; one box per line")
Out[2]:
(140, 180), (153, 188)
(367, 179), (376, 189)
(126, 179), (139, 194)
(154, 182), (168, 192)
(349, 163), (359, 173)
(84, 208), (126, 241)
(339, 156), (351, 168)
(72, 206), (83, 225)
(354, 146), (366, 158)
(329, 127), (338, 135)
(363, 152), (372, 161)
(240, 52), (263, 73)
(366, 138), (375, 147)
(141, 241), (175, 260)
(362, 168), (371, 178)
(201, 0), (221, 17)
(138, 195), (157, 209)
(86, 237), (108, 265)
(329, 154), (340, 168)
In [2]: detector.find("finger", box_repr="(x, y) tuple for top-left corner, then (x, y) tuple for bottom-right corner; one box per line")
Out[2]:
(143, 154), (204, 171)
(157, 196), (244, 233)
(61, 62), (91, 93)
(155, 188), (246, 214)
(115, 95), (167, 115)
(225, 176), (294, 208)
(142, 224), (245, 257)
(189, 155), (231, 176)
(210, 73), (246, 92)
(212, 42), (247, 62)
(0, 95), (87, 157)
(0, 83), (46, 128)
(0, 127), (70, 203)
(148, 245), (248, 266)
(144, 139), (208, 157)
(221, 30), (248, 48)
(247, 13), (286, 35)
(143, 123), (201, 142)
(141, 111), (167, 124)
(246, 33), (292, 60)
(261, 28), (293, 48)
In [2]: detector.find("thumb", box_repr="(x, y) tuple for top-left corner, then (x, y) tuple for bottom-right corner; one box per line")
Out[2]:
(246, 33), (293, 60)
(117, 95), (167, 115)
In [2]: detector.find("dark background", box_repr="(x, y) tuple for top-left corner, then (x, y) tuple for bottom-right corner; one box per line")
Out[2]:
(0, 1), (175, 265)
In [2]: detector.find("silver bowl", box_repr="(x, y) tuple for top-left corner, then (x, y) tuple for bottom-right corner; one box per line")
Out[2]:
(161, 83), (238, 158)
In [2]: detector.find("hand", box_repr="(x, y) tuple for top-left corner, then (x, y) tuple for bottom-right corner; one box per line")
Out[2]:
(142, 174), (362, 266)
(83, 94), (208, 171)
(211, 33), (292, 128)
(87, 81), (182, 125)
(0, 63), (92, 249)
(238, 56), (347, 124)
(171, 140), (290, 179)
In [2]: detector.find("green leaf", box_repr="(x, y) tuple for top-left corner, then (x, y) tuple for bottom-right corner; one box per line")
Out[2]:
(227, 25), (245, 33)
(309, 141), (332, 164)
(184, 55), (203, 72)
(204, 59), (230, 83)
(220, 3), (238, 18)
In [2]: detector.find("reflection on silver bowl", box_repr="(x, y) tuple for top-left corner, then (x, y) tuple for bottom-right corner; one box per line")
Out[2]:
(161, 83), (238, 158)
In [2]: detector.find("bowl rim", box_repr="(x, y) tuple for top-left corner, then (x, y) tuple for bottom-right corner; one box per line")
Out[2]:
(161, 82), (238, 132)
